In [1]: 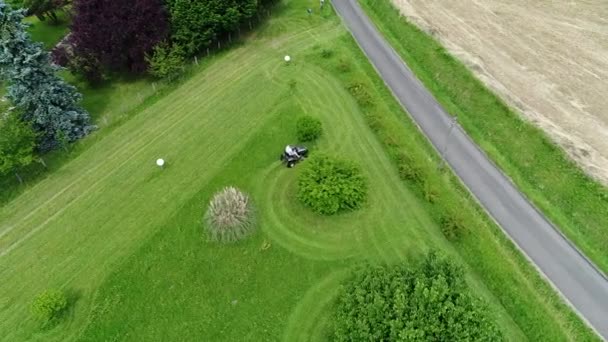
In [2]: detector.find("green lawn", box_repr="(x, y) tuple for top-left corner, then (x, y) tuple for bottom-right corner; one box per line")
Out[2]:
(0, 2), (596, 341)
(1, 11), (166, 206)
(25, 12), (69, 49)
(359, 0), (608, 275)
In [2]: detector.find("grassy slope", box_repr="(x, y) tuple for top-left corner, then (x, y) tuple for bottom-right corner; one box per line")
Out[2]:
(0, 19), (173, 207)
(0, 2), (595, 342)
(359, 0), (608, 274)
(79, 3), (589, 341)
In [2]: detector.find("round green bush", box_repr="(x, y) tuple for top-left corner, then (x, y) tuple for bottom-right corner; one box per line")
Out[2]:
(204, 187), (255, 243)
(297, 154), (367, 215)
(333, 252), (502, 341)
(296, 116), (323, 142)
(31, 289), (68, 323)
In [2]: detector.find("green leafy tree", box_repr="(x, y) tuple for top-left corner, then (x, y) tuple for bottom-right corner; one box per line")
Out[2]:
(165, 0), (259, 56)
(146, 43), (186, 81)
(0, 3), (94, 151)
(31, 289), (68, 324)
(24, 0), (68, 23)
(0, 112), (36, 180)
(334, 252), (503, 341)
(4, 0), (24, 8)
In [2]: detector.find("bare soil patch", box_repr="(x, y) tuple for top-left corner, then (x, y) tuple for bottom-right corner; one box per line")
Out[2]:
(393, 0), (608, 184)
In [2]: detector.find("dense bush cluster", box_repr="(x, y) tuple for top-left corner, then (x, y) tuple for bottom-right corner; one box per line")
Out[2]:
(31, 289), (68, 324)
(333, 252), (502, 341)
(204, 187), (256, 243)
(347, 82), (374, 107)
(0, 113), (36, 177)
(55, 0), (278, 81)
(296, 116), (322, 142)
(441, 206), (467, 241)
(165, 0), (265, 57)
(298, 154), (367, 215)
(146, 43), (186, 81)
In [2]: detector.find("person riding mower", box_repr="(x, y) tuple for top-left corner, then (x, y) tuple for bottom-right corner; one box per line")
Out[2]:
(280, 145), (308, 168)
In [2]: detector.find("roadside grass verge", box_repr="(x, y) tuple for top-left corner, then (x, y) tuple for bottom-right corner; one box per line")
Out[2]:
(359, 0), (608, 275)
(305, 29), (596, 341)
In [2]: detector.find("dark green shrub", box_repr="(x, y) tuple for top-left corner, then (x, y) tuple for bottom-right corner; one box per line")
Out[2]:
(423, 179), (440, 203)
(298, 154), (367, 215)
(336, 59), (351, 73)
(31, 289), (68, 324)
(288, 79), (297, 91)
(395, 151), (424, 184)
(204, 187), (256, 243)
(165, 0), (259, 56)
(320, 48), (333, 58)
(363, 112), (383, 133)
(441, 207), (468, 241)
(296, 116), (322, 142)
(147, 43), (186, 81)
(347, 82), (374, 107)
(333, 252), (502, 341)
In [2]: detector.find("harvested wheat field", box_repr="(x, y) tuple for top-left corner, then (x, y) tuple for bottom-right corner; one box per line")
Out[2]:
(393, 0), (608, 184)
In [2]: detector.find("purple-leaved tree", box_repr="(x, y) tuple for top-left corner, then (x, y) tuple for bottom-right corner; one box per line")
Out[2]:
(68, 0), (168, 77)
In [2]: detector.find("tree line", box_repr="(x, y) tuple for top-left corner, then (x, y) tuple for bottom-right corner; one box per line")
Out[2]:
(0, 2), (93, 181)
(333, 252), (503, 341)
(54, 0), (278, 81)
(0, 0), (277, 181)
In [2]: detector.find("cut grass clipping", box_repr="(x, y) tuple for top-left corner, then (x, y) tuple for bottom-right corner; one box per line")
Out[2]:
(31, 289), (67, 326)
(204, 187), (255, 243)
(333, 252), (502, 341)
(296, 115), (322, 142)
(298, 154), (367, 215)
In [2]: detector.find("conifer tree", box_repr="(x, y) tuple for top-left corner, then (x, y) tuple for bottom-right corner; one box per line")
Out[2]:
(0, 2), (94, 151)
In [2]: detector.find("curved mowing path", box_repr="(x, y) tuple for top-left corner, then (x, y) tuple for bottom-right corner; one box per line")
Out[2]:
(332, 0), (608, 338)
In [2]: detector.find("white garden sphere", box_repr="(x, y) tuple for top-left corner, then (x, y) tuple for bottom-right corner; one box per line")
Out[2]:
(156, 158), (165, 167)
(284, 55), (291, 62)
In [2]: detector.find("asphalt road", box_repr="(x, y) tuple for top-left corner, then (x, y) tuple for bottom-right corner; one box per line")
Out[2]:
(332, 0), (608, 338)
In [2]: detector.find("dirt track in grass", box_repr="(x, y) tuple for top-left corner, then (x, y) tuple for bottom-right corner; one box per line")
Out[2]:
(393, 0), (608, 184)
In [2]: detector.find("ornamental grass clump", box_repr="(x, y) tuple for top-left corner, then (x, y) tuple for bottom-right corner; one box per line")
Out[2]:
(204, 187), (255, 243)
